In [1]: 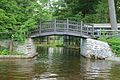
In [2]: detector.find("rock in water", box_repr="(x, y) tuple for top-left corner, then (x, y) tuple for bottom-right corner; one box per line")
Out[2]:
(81, 39), (115, 59)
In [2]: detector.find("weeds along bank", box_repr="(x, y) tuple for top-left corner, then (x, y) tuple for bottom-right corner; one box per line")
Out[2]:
(98, 36), (120, 57)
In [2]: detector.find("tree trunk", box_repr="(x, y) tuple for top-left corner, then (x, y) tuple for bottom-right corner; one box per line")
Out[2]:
(9, 39), (13, 54)
(108, 0), (117, 30)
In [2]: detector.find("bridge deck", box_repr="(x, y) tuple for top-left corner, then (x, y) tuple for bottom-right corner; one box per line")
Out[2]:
(31, 32), (91, 38)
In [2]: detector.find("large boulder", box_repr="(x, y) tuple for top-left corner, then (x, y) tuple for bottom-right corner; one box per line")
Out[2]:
(81, 39), (115, 59)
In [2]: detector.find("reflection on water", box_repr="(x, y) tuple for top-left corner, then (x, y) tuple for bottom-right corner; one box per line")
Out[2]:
(80, 58), (112, 80)
(0, 47), (120, 80)
(0, 59), (35, 80)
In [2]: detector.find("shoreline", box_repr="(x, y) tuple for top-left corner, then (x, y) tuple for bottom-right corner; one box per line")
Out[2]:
(0, 53), (37, 59)
(106, 57), (120, 61)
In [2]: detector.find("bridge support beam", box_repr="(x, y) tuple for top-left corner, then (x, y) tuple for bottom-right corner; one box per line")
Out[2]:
(80, 38), (84, 53)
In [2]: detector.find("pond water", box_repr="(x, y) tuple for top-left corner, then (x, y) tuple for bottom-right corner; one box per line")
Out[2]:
(0, 47), (120, 80)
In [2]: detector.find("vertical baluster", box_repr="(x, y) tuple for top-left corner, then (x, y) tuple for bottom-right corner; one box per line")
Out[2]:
(77, 22), (79, 32)
(92, 24), (94, 36)
(87, 25), (88, 34)
(80, 21), (83, 34)
(50, 21), (51, 32)
(66, 19), (69, 32)
(54, 19), (56, 32)
(39, 21), (41, 34)
(48, 21), (50, 32)
(51, 20), (54, 32)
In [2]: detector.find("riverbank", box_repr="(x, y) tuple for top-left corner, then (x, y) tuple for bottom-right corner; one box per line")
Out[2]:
(0, 54), (37, 59)
(106, 57), (120, 61)
(0, 38), (37, 59)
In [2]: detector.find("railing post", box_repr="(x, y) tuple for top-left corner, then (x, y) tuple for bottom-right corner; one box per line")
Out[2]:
(39, 21), (41, 34)
(87, 25), (88, 34)
(92, 24), (94, 36)
(77, 22), (79, 32)
(54, 19), (56, 32)
(80, 21), (83, 34)
(67, 19), (69, 32)
(99, 28), (101, 36)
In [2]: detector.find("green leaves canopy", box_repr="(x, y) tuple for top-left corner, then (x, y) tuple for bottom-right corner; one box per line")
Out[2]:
(0, 0), (51, 42)
(52, 0), (120, 23)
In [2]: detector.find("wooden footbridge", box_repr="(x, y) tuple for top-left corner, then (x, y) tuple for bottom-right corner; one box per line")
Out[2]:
(30, 19), (94, 38)
(29, 19), (120, 38)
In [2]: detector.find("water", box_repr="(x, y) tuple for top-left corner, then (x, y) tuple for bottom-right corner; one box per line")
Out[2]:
(0, 47), (120, 80)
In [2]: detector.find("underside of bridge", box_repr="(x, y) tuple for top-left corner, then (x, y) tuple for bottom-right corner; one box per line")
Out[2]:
(32, 35), (82, 49)
(30, 32), (91, 39)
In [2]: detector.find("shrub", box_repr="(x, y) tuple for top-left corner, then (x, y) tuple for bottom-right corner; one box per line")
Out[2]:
(98, 36), (120, 56)
(0, 49), (9, 55)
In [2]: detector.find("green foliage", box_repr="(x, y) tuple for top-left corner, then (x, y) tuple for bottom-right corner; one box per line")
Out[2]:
(107, 37), (120, 56)
(95, 0), (109, 23)
(12, 32), (26, 43)
(98, 36), (108, 42)
(52, 0), (106, 22)
(51, 0), (120, 23)
(97, 29), (107, 41)
(0, 0), (52, 43)
(0, 49), (9, 55)
(116, 0), (120, 22)
(0, 46), (23, 55)
(97, 30), (120, 56)
(0, 0), (52, 55)
(98, 36), (120, 56)
(0, 46), (8, 55)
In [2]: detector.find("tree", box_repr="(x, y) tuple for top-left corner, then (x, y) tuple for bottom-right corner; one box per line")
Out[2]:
(52, 0), (101, 22)
(0, 0), (52, 53)
(51, 0), (120, 24)
(115, 0), (120, 22)
(0, 0), (51, 42)
(95, 0), (109, 23)
(108, 0), (117, 30)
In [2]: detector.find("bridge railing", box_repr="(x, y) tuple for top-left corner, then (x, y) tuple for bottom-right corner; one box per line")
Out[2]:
(94, 30), (120, 37)
(82, 23), (94, 35)
(30, 19), (94, 37)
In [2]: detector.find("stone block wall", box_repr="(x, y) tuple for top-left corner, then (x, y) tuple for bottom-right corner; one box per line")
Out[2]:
(0, 38), (37, 57)
(15, 38), (37, 56)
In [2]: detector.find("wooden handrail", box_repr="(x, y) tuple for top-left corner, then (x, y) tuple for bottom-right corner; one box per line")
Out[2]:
(29, 19), (94, 38)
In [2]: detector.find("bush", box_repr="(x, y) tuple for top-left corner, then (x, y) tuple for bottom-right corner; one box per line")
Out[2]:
(0, 49), (9, 55)
(98, 36), (120, 56)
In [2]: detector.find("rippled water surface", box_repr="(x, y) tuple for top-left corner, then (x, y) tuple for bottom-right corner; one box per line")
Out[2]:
(0, 47), (120, 80)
